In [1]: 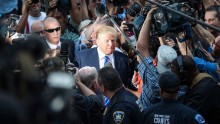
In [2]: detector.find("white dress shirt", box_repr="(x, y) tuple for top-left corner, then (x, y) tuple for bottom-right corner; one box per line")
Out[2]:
(46, 40), (61, 49)
(97, 47), (115, 69)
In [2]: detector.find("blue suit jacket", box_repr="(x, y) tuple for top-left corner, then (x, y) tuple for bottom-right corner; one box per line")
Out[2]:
(75, 48), (132, 87)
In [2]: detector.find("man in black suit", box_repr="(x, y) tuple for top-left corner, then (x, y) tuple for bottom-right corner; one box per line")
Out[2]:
(42, 17), (75, 63)
(75, 26), (136, 90)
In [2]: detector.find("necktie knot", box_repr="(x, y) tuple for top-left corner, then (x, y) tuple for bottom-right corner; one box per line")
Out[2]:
(56, 45), (61, 50)
(104, 56), (110, 66)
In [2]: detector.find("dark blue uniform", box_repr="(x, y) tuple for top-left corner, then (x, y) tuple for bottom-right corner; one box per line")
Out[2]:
(141, 98), (206, 124)
(73, 89), (103, 124)
(103, 87), (141, 124)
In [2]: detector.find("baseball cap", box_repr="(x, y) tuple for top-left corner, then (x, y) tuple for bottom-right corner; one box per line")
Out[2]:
(157, 45), (177, 74)
(158, 71), (180, 93)
(0, 0), (17, 14)
(78, 20), (92, 32)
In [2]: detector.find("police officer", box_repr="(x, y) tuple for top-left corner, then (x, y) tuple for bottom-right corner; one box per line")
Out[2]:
(98, 67), (141, 124)
(141, 71), (206, 124)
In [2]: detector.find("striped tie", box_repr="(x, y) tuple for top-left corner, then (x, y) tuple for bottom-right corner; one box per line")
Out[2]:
(104, 55), (110, 66)
(103, 96), (110, 107)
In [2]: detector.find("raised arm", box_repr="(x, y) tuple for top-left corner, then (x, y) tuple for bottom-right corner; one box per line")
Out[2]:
(136, 8), (157, 61)
(75, 69), (95, 96)
(80, 0), (89, 20)
(16, 0), (31, 33)
(70, 0), (81, 25)
(193, 24), (215, 46)
(46, 0), (57, 17)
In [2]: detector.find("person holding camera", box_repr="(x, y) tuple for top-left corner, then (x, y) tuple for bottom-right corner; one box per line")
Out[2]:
(16, 0), (46, 34)
(135, 7), (178, 109)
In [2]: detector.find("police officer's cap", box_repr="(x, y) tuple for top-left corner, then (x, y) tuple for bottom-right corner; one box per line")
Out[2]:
(158, 71), (180, 93)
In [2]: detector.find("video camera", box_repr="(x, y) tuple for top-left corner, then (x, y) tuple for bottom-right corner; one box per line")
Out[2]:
(0, 14), (19, 37)
(132, 0), (200, 41)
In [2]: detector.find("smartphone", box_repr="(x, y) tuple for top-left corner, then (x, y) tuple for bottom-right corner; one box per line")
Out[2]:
(123, 23), (134, 32)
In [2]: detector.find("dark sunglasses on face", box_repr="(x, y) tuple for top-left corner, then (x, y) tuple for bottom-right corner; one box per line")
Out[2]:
(44, 26), (61, 33)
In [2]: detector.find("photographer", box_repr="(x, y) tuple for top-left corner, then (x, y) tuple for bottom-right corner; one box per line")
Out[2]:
(16, 0), (46, 34)
(47, 0), (81, 28)
(136, 7), (180, 109)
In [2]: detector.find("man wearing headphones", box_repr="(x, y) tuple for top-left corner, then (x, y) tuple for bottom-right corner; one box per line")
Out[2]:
(171, 55), (220, 124)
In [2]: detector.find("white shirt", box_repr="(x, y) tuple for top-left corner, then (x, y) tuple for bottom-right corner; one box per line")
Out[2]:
(46, 40), (61, 49)
(97, 47), (115, 69)
(24, 12), (46, 34)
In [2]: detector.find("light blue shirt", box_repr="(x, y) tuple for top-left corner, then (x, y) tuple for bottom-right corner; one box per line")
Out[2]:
(194, 57), (219, 81)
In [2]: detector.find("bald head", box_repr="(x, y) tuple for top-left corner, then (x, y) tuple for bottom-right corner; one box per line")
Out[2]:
(31, 21), (44, 34)
(43, 17), (60, 28)
(42, 17), (61, 45)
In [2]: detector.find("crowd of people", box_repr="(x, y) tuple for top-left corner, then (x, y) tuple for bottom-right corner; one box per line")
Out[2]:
(1, 0), (220, 124)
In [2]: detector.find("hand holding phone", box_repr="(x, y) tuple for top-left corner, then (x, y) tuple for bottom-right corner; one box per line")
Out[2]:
(123, 23), (134, 32)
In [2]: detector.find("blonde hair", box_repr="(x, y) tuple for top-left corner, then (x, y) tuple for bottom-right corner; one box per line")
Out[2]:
(96, 26), (117, 39)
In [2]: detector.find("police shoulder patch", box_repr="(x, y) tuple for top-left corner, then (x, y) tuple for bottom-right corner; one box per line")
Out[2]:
(113, 111), (125, 124)
(195, 114), (206, 123)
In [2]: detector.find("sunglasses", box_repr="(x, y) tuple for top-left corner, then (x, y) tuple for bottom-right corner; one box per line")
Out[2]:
(44, 26), (61, 33)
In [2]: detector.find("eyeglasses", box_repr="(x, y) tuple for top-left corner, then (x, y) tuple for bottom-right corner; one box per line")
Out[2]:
(44, 26), (61, 33)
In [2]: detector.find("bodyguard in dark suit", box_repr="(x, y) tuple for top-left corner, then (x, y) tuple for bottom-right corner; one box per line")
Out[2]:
(75, 26), (136, 90)
(42, 17), (75, 62)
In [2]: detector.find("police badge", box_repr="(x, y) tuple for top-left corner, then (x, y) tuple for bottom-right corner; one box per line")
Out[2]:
(113, 111), (125, 124)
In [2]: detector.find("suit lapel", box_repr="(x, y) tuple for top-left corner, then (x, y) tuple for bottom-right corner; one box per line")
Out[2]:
(113, 52), (119, 70)
(93, 48), (100, 69)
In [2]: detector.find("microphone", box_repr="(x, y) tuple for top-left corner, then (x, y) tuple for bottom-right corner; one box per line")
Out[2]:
(95, 3), (106, 17)
(105, 62), (113, 68)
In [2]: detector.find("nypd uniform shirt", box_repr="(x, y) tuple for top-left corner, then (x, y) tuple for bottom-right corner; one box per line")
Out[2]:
(140, 98), (206, 124)
(103, 87), (141, 124)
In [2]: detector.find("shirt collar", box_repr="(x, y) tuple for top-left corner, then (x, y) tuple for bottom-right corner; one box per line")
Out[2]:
(97, 47), (113, 60)
(46, 40), (61, 49)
